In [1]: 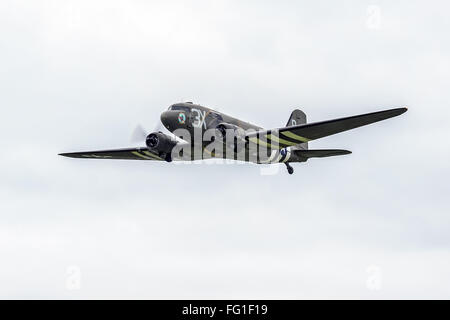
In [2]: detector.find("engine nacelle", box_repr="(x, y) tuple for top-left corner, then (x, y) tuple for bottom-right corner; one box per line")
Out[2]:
(145, 132), (177, 162)
(215, 123), (247, 152)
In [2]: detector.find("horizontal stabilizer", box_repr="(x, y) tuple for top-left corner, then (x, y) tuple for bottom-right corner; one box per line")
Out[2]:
(293, 149), (351, 159)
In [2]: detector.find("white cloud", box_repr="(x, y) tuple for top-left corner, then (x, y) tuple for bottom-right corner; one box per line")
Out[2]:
(1, 0), (449, 298)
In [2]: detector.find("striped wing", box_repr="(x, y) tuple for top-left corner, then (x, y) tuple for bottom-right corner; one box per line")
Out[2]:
(59, 147), (163, 161)
(247, 107), (407, 149)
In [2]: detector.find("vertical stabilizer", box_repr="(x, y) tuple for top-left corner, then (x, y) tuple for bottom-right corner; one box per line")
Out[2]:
(286, 109), (308, 150)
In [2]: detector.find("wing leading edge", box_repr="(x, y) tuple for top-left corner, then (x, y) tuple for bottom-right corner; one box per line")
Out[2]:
(59, 147), (163, 161)
(247, 107), (407, 149)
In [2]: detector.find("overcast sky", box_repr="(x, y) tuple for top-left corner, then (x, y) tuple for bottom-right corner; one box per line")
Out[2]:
(1, 0), (449, 299)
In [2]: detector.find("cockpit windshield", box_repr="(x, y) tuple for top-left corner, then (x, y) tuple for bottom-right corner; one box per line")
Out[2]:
(168, 105), (190, 112)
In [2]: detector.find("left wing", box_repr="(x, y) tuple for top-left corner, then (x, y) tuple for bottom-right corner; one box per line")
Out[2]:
(59, 147), (163, 161)
(247, 107), (407, 149)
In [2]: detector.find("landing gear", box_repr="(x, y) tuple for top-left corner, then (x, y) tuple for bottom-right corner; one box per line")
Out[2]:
(160, 152), (172, 162)
(285, 163), (294, 175)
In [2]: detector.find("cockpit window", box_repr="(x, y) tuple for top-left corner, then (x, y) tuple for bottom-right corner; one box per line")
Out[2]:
(168, 105), (190, 112)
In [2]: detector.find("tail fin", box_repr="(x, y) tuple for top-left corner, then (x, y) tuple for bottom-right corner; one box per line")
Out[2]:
(286, 109), (307, 127)
(286, 109), (308, 150)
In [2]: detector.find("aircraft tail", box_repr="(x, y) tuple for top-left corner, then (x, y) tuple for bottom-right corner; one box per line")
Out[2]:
(286, 109), (307, 127)
(292, 149), (351, 161)
(286, 109), (308, 150)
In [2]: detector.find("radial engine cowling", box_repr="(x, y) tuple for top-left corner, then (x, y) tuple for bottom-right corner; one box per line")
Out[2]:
(145, 132), (177, 162)
(215, 123), (247, 152)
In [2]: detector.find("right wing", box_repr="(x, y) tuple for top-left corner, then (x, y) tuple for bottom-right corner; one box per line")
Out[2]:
(247, 107), (407, 149)
(59, 147), (163, 160)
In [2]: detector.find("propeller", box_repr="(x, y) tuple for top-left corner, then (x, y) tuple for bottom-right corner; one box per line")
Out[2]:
(130, 124), (147, 143)
(130, 122), (162, 144)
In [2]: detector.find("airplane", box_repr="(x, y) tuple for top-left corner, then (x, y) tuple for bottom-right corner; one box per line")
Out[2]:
(59, 102), (407, 174)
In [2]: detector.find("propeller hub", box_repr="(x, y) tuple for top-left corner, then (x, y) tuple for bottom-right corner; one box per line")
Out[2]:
(146, 134), (159, 149)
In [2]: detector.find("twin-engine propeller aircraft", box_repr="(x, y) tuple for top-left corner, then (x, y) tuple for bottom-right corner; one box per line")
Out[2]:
(59, 102), (407, 174)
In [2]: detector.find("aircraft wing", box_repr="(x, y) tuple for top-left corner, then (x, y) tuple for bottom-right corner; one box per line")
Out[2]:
(59, 147), (164, 160)
(247, 107), (407, 149)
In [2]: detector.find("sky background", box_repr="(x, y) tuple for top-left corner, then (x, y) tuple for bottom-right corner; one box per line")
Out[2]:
(1, 0), (449, 299)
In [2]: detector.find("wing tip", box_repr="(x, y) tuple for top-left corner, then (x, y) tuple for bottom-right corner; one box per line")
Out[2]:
(58, 152), (76, 158)
(388, 106), (408, 116)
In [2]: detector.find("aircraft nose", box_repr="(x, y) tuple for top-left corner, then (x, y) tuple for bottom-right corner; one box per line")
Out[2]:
(161, 110), (188, 131)
(161, 111), (181, 131)
(160, 111), (171, 129)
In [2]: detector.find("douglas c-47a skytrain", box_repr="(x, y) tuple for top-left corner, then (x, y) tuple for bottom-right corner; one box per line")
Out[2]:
(59, 102), (407, 174)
